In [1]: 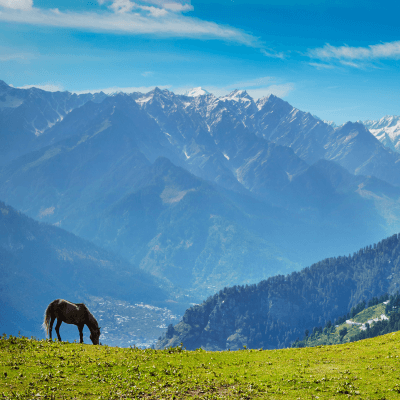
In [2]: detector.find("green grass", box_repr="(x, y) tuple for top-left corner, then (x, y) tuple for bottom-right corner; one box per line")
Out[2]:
(352, 303), (386, 323)
(298, 303), (390, 347)
(2, 332), (400, 399)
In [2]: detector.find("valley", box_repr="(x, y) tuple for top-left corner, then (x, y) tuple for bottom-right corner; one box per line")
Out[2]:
(2, 1), (400, 397)
(1, 80), (400, 349)
(85, 297), (181, 348)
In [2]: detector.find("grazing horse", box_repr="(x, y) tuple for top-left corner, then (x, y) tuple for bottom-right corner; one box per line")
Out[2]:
(43, 299), (101, 344)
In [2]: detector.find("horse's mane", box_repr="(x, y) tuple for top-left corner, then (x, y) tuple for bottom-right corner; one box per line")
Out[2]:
(81, 304), (99, 330)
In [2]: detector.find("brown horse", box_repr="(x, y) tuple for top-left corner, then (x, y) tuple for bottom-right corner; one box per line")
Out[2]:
(43, 299), (101, 344)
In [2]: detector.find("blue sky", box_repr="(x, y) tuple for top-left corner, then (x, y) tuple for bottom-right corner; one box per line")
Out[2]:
(0, 0), (399, 124)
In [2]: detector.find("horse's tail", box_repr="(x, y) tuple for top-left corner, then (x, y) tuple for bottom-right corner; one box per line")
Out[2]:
(42, 301), (55, 337)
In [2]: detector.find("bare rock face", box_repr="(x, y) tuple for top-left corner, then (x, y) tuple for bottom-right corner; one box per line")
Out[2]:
(0, 80), (106, 165)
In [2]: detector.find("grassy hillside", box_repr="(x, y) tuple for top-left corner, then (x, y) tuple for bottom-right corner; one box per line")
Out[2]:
(2, 333), (400, 399)
(294, 302), (389, 347)
(294, 293), (400, 349)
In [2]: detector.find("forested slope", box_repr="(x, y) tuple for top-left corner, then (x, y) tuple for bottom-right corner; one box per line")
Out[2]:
(157, 233), (400, 350)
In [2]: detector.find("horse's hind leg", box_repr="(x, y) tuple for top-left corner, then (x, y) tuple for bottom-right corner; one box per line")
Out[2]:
(55, 319), (62, 342)
(49, 316), (55, 340)
(78, 324), (84, 344)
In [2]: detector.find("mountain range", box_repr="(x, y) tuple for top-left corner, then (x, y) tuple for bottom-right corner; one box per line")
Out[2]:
(2, 82), (400, 297)
(2, 79), (400, 346)
(363, 116), (400, 153)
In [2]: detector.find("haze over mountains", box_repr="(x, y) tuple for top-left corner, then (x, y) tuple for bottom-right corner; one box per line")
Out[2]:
(0, 200), (184, 346)
(1, 79), (400, 346)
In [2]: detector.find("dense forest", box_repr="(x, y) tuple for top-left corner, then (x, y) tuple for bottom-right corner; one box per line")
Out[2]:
(157, 233), (400, 350)
(291, 293), (396, 347)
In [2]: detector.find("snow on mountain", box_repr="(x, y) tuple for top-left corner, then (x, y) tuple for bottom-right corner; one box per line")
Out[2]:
(219, 89), (252, 103)
(323, 120), (337, 128)
(3, 78), (400, 189)
(3, 79), (400, 303)
(128, 86), (400, 189)
(184, 87), (211, 97)
(0, 80), (107, 165)
(363, 116), (400, 152)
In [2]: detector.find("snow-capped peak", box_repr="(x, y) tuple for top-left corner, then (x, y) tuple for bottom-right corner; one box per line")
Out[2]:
(219, 89), (252, 103)
(185, 87), (210, 97)
(362, 115), (400, 152)
(364, 115), (400, 130)
(323, 120), (337, 128)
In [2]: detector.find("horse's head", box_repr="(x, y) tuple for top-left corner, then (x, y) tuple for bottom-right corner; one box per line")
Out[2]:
(90, 327), (101, 345)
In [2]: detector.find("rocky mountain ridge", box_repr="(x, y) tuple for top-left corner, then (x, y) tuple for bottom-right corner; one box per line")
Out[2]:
(3, 80), (400, 348)
(3, 80), (400, 190)
(363, 115), (400, 153)
(0, 80), (106, 165)
(2, 81), (400, 300)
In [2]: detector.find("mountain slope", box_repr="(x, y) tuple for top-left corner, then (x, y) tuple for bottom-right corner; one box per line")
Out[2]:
(2, 130), (395, 299)
(251, 96), (400, 187)
(76, 157), (302, 295)
(157, 233), (400, 351)
(3, 80), (400, 192)
(0, 80), (106, 165)
(1, 91), (400, 298)
(292, 294), (394, 347)
(0, 200), (185, 344)
(2, 82), (400, 301)
(364, 116), (400, 152)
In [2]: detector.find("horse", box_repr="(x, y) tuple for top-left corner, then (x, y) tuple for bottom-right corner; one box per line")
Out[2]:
(43, 299), (101, 344)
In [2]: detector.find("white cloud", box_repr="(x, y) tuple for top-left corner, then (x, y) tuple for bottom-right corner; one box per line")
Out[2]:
(309, 62), (335, 70)
(98, 0), (169, 16)
(247, 83), (294, 99)
(0, 53), (28, 61)
(108, 0), (136, 13)
(139, 4), (168, 17)
(140, 0), (193, 12)
(309, 41), (400, 61)
(261, 48), (285, 59)
(226, 76), (272, 89)
(0, 5), (258, 46)
(0, 47), (36, 63)
(141, 71), (154, 77)
(163, 2), (193, 12)
(0, 0), (32, 10)
(339, 60), (363, 69)
(17, 83), (64, 92)
(99, 0), (193, 14)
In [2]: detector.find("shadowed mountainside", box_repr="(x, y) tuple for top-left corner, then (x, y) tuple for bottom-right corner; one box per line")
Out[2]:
(0, 200), (188, 344)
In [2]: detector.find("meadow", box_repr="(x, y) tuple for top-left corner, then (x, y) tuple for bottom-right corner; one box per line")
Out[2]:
(1, 332), (400, 399)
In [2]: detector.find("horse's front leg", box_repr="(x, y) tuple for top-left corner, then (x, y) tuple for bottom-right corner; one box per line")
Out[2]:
(49, 316), (55, 340)
(78, 324), (84, 343)
(55, 319), (62, 342)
